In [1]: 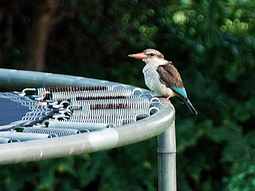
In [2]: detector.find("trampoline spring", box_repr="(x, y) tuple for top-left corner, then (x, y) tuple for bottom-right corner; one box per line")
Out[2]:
(38, 87), (136, 101)
(36, 87), (153, 107)
(45, 120), (111, 131)
(37, 86), (113, 100)
(69, 111), (137, 126)
(72, 105), (150, 116)
(89, 102), (149, 110)
(75, 95), (127, 101)
(80, 97), (150, 108)
(71, 109), (145, 118)
(23, 127), (80, 137)
(44, 85), (109, 92)
(70, 97), (151, 113)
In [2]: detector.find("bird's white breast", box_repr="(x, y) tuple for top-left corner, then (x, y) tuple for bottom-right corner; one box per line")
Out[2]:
(142, 64), (175, 97)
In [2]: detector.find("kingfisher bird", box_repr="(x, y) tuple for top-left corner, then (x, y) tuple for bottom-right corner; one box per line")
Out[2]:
(128, 48), (198, 115)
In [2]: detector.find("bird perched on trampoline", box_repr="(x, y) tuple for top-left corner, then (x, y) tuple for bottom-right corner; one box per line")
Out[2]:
(128, 48), (198, 115)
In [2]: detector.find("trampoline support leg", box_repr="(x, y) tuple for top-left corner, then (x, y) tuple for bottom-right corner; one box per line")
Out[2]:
(158, 120), (176, 191)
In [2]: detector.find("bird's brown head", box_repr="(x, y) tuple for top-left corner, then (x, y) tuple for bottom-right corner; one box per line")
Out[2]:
(128, 49), (164, 62)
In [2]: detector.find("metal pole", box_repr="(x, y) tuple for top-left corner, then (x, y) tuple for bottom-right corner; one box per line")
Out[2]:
(158, 116), (176, 191)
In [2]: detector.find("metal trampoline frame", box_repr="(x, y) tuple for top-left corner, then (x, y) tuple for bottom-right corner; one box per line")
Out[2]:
(0, 68), (176, 191)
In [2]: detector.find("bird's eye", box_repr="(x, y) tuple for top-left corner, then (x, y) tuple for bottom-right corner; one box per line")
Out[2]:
(149, 53), (154, 56)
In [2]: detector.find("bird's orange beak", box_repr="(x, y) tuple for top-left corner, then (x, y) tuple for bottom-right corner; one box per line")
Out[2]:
(128, 52), (146, 60)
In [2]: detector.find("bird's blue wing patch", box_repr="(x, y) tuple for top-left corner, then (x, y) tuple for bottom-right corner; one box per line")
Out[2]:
(171, 87), (188, 98)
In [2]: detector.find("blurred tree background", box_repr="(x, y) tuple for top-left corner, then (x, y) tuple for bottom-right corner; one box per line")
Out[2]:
(0, 0), (255, 190)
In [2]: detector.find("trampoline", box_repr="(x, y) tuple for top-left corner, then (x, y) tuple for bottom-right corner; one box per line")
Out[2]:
(0, 68), (176, 191)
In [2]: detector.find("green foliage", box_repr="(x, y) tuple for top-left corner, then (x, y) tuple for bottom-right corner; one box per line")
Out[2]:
(0, 0), (255, 190)
(227, 164), (255, 191)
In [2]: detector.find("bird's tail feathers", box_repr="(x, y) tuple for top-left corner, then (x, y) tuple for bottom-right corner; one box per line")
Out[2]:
(183, 98), (198, 115)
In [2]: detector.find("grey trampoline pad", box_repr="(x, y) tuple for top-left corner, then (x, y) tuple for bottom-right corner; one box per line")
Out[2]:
(0, 95), (30, 125)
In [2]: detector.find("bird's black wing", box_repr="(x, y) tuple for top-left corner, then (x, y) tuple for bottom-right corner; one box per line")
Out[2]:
(157, 63), (198, 115)
(157, 62), (187, 98)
